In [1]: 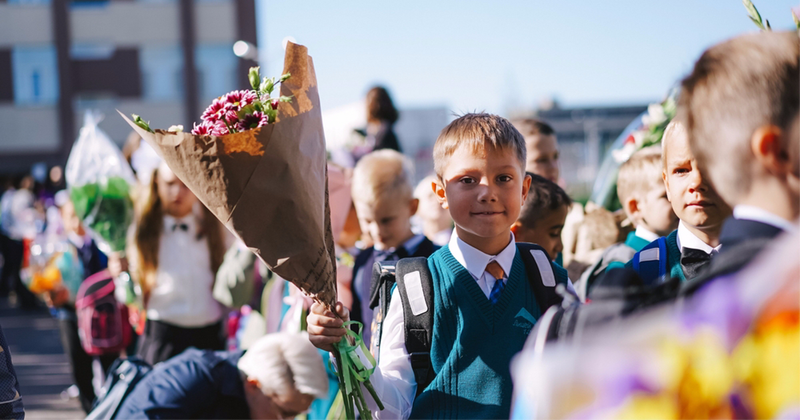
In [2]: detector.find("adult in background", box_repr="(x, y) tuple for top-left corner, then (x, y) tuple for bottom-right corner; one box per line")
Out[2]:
(115, 332), (328, 419)
(355, 86), (401, 158)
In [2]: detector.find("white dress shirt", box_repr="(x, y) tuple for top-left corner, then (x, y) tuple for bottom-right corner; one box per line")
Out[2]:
(733, 205), (796, 233)
(360, 232), (525, 419)
(676, 221), (720, 254)
(145, 214), (223, 328)
(634, 226), (660, 243)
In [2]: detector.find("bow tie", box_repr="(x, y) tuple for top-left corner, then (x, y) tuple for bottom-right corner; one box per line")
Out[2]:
(171, 223), (189, 232)
(680, 247), (716, 279)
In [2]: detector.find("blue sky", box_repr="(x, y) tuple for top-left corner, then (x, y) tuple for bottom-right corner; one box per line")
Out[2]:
(257, 1), (798, 115)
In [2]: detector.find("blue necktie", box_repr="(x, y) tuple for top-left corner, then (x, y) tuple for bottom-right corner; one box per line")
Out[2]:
(486, 261), (505, 305)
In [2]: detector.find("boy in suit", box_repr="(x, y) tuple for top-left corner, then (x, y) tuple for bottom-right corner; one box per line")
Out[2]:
(679, 31), (798, 288)
(309, 114), (571, 419)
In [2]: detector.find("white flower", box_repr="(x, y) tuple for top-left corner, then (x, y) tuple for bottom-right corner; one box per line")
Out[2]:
(167, 125), (184, 133)
(642, 103), (667, 127)
(632, 130), (646, 148)
(613, 142), (637, 164)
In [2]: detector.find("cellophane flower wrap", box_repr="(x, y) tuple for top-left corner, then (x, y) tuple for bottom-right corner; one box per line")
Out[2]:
(121, 43), (382, 419)
(65, 112), (136, 254)
(510, 231), (800, 419)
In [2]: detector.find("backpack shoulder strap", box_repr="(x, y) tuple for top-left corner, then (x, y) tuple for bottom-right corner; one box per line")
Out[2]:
(395, 257), (435, 396)
(631, 237), (668, 285)
(515, 243), (567, 313)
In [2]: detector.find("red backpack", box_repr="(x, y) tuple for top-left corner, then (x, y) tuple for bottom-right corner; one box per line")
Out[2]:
(75, 270), (133, 356)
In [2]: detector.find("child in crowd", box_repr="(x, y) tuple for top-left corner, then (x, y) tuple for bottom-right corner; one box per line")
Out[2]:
(578, 147), (678, 295)
(308, 114), (571, 419)
(678, 31), (798, 285)
(348, 150), (438, 349)
(625, 116), (731, 284)
(511, 173), (571, 261)
(128, 162), (229, 365)
(413, 175), (452, 246)
(512, 118), (560, 183)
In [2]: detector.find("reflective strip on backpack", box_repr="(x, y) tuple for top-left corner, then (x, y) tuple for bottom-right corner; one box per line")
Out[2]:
(529, 249), (556, 287)
(404, 270), (429, 316)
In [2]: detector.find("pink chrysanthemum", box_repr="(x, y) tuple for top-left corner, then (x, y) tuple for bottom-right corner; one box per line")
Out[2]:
(223, 90), (257, 110)
(200, 97), (227, 123)
(236, 111), (269, 131)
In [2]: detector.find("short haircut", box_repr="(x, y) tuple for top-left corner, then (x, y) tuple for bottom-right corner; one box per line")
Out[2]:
(433, 113), (526, 179)
(352, 149), (414, 205)
(679, 30), (799, 203)
(511, 118), (556, 138)
(517, 173), (572, 229)
(617, 145), (664, 205)
(237, 332), (328, 399)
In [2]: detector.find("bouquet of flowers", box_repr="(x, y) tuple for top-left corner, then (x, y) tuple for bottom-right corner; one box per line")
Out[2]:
(22, 233), (83, 298)
(65, 112), (136, 254)
(510, 231), (800, 419)
(121, 42), (381, 419)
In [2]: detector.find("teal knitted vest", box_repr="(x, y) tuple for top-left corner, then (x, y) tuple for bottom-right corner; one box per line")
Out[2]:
(625, 230), (685, 282)
(409, 245), (540, 420)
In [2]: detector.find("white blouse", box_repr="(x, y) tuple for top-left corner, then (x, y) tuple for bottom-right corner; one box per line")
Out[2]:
(145, 214), (223, 328)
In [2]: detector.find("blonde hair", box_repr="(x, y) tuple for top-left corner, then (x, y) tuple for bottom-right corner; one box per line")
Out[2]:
(352, 149), (414, 205)
(679, 31), (799, 203)
(131, 167), (226, 302)
(617, 146), (664, 206)
(237, 332), (328, 399)
(433, 113), (526, 179)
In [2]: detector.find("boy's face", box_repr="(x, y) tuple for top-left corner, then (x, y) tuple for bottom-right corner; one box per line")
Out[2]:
(662, 132), (731, 231)
(634, 183), (678, 237)
(353, 194), (417, 251)
(513, 205), (568, 260)
(60, 201), (85, 236)
(525, 134), (560, 183)
(436, 143), (531, 252)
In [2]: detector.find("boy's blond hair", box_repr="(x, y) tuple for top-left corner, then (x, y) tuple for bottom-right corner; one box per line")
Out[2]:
(617, 146), (664, 206)
(679, 31), (799, 203)
(433, 113), (526, 178)
(351, 149), (414, 205)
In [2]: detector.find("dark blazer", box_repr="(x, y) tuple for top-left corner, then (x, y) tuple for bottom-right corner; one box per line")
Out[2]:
(681, 216), (786, 295)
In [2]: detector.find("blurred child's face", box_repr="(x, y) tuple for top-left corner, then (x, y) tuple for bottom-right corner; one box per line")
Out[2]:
(662, 132), (731, 232)
(60, 201), (85, 236)
(417, 182), (451, 228)
(157, 163), (197, 218)
(353, 194), (417, 251)
(437, 143), (531, 253)
(525, 135), (560, 183)
(634, 183), (678, 237)
(513, 205), (568, 261)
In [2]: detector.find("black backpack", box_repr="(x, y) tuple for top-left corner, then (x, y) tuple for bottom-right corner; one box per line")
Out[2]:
(370, 243), (570, 395)
(86, 357), (152, 420)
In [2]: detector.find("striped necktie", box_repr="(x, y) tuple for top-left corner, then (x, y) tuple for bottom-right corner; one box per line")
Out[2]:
(486, 261), (505, 305)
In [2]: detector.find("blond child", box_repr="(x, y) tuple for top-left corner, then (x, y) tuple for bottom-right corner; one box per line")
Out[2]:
(413, 175), (452, 246)
(512, 118), (560, 183)
(625, 116), (731, 284)
(309, 114), (572, 419)
(512, 173), (571, 261)
(347, 150), (438, 349)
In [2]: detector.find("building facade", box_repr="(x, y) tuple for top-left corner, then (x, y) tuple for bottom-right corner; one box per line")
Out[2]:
(0, 0), (257, 174)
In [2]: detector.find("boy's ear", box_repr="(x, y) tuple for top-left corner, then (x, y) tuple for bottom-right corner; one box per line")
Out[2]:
(510, 221), (522, 235)
(245, 377), (261, 390)
(409, 198), (419, 216)
(433, 180), (448, 209)
(751, 125), (791, 177)
(662, 170), (671, 202)
(521, 173), (532, 204)
(624, 196), (639, 219)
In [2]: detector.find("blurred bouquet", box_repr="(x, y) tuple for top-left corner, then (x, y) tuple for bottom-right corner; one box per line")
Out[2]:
(122, 43), (382, 419)
(22, 233), (83, 299)
(511, 230), (800, 419)
(65, 112), (136, 254)
(611, 94), (677, 165)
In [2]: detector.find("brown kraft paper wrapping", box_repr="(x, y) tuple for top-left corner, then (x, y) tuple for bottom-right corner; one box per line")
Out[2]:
(119, 42), (337, 309)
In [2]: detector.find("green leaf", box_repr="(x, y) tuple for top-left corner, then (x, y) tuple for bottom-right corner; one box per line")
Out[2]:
(131, 114), (153, 133)
(248, 67), (261, 91)
(793, 9), (800, 29)
(765, 19), (771, 30)
(279, 95), (293, 103)
(742, 0), (766, 30)
(237, 103), (256, 119)
(261, 77), (275, 95)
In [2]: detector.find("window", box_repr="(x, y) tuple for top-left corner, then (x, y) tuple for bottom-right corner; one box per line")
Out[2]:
(196, 45), (237, 103)
(12, 46), (59, 105)
(140, 45), (183, 101)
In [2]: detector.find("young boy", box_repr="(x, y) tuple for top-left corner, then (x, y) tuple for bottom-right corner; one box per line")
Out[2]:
(309, 114), (571, 419)
(512, 118), (560, 183)
(580, 147), (678, 293)
(678, 31), (798, 286)
(625, 116), (731, 285)
(348, 150), (438, 350)
(511, 173), (571, 261)
(413, 175), (453, 246)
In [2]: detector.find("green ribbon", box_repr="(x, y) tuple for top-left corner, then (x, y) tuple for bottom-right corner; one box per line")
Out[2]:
(331, 320), (384, 420)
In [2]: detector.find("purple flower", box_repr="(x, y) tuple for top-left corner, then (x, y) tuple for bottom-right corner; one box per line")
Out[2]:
(236, 111), (269, 131)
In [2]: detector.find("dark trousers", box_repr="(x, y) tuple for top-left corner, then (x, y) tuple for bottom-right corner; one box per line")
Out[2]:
(136, 319), (224, 366)
(0, 235), (37, 308)
(57, 313), (118, 413)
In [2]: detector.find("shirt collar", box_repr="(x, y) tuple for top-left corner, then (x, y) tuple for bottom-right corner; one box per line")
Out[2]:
(164, 214), (196, 234)
(448, 230), (516, 280)
(374, 234), (426, 255)
(634, 226), (660, 243)
(676, 221), (719, 254)
(733, 205), (797, 233)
